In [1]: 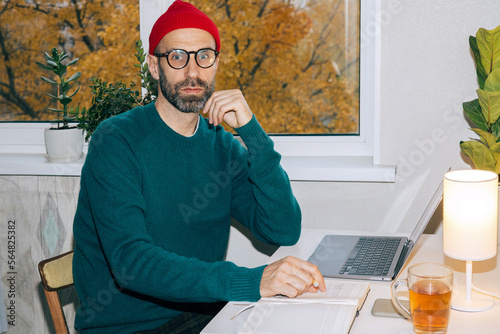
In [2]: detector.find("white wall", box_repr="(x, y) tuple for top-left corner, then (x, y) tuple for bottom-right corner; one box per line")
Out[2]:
(227, 0), (500, 266)
(298, 0), (500, 231)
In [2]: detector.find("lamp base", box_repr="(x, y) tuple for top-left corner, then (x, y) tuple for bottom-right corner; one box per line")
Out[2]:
(451, 290), (495, 312)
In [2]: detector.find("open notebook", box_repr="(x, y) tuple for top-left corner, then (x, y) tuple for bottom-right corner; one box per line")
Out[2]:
(237, 280), (370, 334)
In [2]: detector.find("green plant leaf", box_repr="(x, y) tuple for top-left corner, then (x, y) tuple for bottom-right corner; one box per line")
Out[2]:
(460, 140), (497, 171)
(45, 93), (61, 100)
(477, 89), (500, 125)
(46, 60), (58, 67)
(55, 65), (67, 77)
(495, 156), (500, 174)
(68, 87), (80, 98)
(40, 76), (58, 85)
(490, 142), (500, 152)
(484, 68), (500, 92)
(66, 58), (79, 66)
(59, 52), (68, 62)
(62, 115), (76, 122)
(48, 108), (63, 113)
(70, 106), (84, 116)
(491, 119), (500, 139)
(470, 36), (488, 89)
(36, 62), (54, 72)
(471, 128), (496, 147)
(476, 25), (500, 74)
(463, 99), (488, 130)
(60, 97), (72, 106)
(66, 71), (81, 83)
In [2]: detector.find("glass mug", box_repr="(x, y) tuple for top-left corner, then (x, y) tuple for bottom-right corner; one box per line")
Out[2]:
(391, 262), (453, 334)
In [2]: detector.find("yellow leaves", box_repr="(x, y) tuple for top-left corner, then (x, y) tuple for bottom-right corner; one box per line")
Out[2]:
(190, 0), (359, 134)
(0, 0), (139, 120)
(260, 4), (312, 51)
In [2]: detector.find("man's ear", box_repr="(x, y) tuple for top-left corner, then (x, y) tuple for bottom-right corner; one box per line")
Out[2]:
(147, 54), (160, 80)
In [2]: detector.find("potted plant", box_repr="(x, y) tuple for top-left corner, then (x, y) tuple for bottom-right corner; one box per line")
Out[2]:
(77, 40), (157, 141)
(460, 25), (500, 173)
(37, 48), (84, 162)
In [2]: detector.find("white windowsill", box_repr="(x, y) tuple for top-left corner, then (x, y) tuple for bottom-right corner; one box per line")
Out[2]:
(0, 152), (396, 182)
(0, 153), (86, 176)
(281, 156), (395, 182)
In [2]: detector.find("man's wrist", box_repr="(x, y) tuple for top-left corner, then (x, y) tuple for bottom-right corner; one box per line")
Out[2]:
(235, 115), (273, 152)
(234, 112), (253, 129)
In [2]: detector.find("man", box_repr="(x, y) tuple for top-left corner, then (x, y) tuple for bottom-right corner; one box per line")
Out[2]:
(72, 1), (325, 333)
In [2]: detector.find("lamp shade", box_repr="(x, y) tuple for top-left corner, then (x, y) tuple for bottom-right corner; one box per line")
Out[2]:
(443, 170), (498, 261)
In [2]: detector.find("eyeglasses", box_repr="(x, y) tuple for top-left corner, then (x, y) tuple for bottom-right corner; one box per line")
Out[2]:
(154, 48), (219, 69)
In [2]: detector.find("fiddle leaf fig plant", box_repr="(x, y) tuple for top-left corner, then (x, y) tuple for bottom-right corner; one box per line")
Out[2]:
(460, 25), (500, 173)
(36, 48), (82, 129)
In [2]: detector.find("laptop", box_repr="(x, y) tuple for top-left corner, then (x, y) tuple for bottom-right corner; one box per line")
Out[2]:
(307, 181), (443, 281)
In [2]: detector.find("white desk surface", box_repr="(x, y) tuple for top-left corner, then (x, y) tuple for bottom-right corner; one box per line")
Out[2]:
(202, 229), (500, 334)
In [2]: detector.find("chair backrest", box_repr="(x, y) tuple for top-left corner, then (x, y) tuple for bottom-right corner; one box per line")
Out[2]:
(38, 250), (74, 334)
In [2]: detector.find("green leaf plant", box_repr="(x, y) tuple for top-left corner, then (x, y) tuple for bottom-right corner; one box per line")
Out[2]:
(77, 40), (158, 141)
(460, 25), (500, 173)
(36, 48), (83, 129)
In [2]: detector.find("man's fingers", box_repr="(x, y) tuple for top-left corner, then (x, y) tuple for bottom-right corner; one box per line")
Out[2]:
(284, 256), (326, 293)
(260, 256), (326, 298)
(202, 89), (252, 128)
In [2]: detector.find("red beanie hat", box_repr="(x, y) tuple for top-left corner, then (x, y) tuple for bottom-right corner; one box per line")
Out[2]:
(149, 0), (220, 55)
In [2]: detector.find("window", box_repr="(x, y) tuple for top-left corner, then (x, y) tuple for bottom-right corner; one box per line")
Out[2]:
(1, 0), (395, 182)
(139, 0), (392, 181)
(188, 0), (360, 136)
(0, 0), (140, 122)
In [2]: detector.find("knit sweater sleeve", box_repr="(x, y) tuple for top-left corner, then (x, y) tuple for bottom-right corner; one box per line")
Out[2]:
(232, 115), (302, 246)
(79, 120), (265, 304)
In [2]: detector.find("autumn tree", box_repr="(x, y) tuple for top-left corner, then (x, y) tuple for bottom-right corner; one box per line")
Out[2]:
(190, 0), (359, 134)
(1, 0), (359, 135)
(0, 0), (140, 121)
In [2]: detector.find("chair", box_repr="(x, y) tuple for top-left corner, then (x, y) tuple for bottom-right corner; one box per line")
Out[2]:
(38, 250), (74, 334)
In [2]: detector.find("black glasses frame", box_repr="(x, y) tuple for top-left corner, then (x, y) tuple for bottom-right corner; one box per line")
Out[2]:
(154, 48), (220, 69)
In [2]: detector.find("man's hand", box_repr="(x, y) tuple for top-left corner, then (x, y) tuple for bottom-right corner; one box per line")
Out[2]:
(202, 89), (253, 128)
(260, 256), (326, 298)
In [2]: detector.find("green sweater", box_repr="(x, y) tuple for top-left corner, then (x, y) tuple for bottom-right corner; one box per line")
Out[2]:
(72, 102), (301, 333)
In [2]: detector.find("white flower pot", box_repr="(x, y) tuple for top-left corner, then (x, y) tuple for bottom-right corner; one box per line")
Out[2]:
(44, 127), (84, 162)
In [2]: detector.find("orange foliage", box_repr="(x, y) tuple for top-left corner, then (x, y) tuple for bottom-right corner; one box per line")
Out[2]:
(189, 0), (360, 134)
(0, 0), (358, 135)
(0, 0), (139, 121)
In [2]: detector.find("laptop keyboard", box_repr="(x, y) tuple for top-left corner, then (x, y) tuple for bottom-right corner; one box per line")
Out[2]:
(339, 237), (401, 276)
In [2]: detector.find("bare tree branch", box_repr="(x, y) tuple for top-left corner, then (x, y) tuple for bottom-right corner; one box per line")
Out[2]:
(248, 44), (270, 81)
(217, 0), (233, 21)
(70, 0), (95, 52)
(302, 0), (342, 73)
(0, 28), (38, 118)
(257, 0), (270, 18)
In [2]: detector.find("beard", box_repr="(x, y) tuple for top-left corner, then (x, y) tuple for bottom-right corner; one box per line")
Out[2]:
(158, 64), (215, 114)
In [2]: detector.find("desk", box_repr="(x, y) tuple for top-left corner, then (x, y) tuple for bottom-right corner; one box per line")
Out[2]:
(202, 229), (500, 334)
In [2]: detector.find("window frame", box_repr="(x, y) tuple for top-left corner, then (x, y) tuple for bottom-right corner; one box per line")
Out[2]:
(0, 0), (395, 182)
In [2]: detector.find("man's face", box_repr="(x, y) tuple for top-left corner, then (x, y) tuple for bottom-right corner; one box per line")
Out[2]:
(154, 28), (219, 113)
(158, 64), (215, 114)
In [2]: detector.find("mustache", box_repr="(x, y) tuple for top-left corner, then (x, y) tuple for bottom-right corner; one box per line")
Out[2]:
(175, 78), (209, 91)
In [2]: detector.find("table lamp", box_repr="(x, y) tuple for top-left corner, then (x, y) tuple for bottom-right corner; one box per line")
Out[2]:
(443, 169), (498, 312)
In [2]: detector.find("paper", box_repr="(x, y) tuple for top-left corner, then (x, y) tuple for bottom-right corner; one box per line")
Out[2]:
(237, 280), (370, 334)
